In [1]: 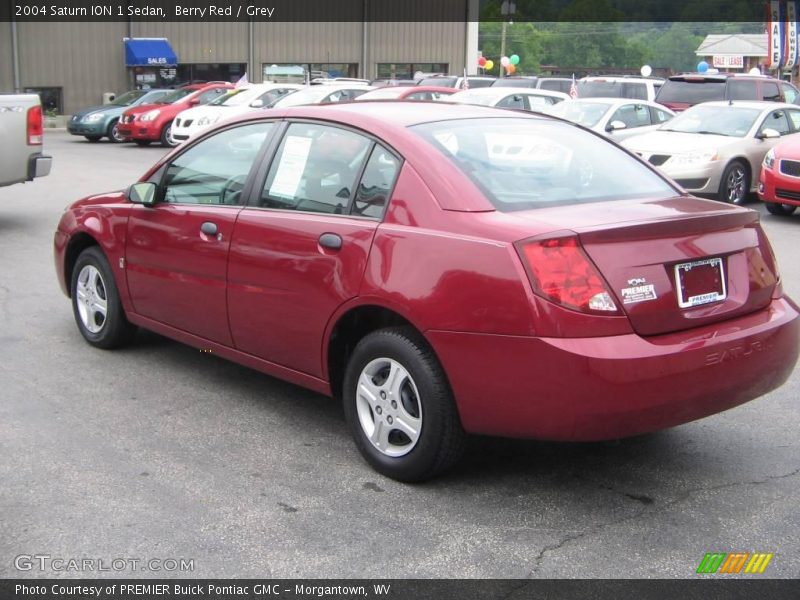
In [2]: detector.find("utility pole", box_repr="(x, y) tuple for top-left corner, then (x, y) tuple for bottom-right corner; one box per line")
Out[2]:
(499, 0), (515, 78)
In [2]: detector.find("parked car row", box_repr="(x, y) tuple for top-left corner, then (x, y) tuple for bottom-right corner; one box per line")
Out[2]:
(68, 73), (800, 214)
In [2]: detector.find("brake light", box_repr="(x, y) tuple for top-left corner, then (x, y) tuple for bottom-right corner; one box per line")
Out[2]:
(27, 105), (43, 145)
(517, 235), (619, 314)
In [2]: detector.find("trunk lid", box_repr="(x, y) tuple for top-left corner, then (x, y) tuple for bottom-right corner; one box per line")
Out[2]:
(518, 197), (778, 336)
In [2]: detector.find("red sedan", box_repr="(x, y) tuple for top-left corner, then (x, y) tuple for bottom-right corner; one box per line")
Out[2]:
(118, 82), (232, 147)
(54, 103), (799, 481)
(758, 137), (800, 216)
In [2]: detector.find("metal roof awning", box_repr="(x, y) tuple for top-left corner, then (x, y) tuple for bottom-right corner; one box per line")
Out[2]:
(124, 38), (178, 67)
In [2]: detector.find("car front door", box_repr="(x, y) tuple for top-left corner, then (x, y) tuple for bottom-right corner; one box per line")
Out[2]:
(125, 122), (275, 344)
(227, 121), (402, 377)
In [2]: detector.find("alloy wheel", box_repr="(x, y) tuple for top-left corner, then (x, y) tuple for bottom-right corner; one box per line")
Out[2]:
(75, 265), (108, 333)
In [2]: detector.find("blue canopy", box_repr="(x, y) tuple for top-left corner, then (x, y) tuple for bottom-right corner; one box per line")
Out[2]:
(124, 38), (178, 67)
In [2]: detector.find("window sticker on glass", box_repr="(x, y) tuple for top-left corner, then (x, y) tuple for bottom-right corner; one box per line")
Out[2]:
(269, 136), (312, 199)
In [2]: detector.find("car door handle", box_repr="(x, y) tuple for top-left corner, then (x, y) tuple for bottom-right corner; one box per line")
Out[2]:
(200, 221), (218, 236)
(319, 233), (342, 250)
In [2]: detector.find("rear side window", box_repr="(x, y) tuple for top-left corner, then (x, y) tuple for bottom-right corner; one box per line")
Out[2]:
(259, 122), (372, 214)
(761, 82), (781, 102)
(727, 80), (759, 101)
(411, 118), (675, 212)
(539, 79), (570, 93)
(656, 80), (726, 104)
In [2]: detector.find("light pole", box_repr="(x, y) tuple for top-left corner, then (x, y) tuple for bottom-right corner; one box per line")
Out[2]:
(499, 1), (516, 78)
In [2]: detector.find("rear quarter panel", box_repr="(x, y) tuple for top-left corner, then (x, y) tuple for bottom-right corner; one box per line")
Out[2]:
(0, 94), (39, 187)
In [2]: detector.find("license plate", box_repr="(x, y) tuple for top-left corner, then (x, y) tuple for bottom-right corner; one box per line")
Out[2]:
(675, 257), (726, 309)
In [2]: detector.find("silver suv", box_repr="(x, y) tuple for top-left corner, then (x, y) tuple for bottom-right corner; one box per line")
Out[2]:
(576, 76), (665, 102)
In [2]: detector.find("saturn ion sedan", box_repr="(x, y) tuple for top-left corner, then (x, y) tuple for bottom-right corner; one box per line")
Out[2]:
(54, 102), (799, 482)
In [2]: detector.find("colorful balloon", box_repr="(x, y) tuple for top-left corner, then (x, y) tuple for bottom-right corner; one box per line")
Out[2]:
(506, 64), (516, 75)
(478, 56), (487, 67)
(697, 61), (709, 73)
(484, 60), (494, 71)
(500, 56), (510, 67)
(510, 54), (520, 66)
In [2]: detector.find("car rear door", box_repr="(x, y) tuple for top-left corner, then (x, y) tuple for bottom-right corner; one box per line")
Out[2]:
(125, 122), (275, 345)
(227, 121), (402, 377)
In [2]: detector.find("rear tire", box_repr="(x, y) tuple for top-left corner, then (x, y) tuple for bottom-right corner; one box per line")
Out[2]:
(766, 202), (797, 216)
(342, 327), (466, 482)
(718, 161), (749, 204)
(70, 247), (137, 349)
(84, 135), (102, 143)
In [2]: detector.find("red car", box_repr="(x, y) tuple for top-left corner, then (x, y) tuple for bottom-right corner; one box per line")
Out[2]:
(54, 103), (799, 481)
(758, 137), (800, 216)
(117, 82), (233, 147)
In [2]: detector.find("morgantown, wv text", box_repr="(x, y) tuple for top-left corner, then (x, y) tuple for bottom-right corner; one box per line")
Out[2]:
(16, 583), (392, 598)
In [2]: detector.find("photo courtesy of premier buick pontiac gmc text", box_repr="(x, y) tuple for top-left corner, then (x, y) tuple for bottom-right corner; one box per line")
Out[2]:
(53, 102), (800, 482)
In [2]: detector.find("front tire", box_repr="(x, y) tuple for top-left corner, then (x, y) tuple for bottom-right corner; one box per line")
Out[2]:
(160, 121), (177, 147)
(718, 161), (749, 204)
(342, 327), (466, 482)
(70, 247), (136, 349)
(107, 119), (125, 143)
(766, 202), (797, 216)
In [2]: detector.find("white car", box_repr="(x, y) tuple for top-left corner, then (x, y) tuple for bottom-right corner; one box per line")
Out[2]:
(576, 76), (665, 102)
(171, 84), (302, 143)
(447, 87), (569, 111)
(271, 85), (374, 108)
(546, 98), (675, 142)
(622, 101), (800, 203)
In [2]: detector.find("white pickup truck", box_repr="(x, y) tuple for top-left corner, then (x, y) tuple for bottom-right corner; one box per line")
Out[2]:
(0, 93), (52, 187)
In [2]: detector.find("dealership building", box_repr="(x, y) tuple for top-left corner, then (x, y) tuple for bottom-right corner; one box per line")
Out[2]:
(0, 1), (479, 114)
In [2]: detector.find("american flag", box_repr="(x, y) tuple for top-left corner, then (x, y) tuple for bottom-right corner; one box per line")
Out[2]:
(569, 74), (578, 99)
(235, 72), (249, 88)
(462, 68), (469, 90)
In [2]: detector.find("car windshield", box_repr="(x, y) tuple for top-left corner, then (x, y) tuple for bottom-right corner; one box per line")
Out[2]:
(111, 90), (146, 106)
(656, 80), (726, 103)
(156, 88), (195, 104)
(411, 118), (676, 211)
(209, 89), (243, 106)
(659, 105), (761, 137)
(418, 77), (457, 87)
(547, 101), (613, 127)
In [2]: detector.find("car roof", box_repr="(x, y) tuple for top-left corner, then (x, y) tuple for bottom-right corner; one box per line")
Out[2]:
(687, 100), (797, 111)
(451, 87), (568, 99)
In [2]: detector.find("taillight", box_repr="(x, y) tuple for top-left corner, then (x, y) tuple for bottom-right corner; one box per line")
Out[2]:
(516, 234), (619, 314)
(27, 105), (43, 145)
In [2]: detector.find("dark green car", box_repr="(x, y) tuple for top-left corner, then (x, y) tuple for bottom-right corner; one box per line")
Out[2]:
(67, 89), (170, 143)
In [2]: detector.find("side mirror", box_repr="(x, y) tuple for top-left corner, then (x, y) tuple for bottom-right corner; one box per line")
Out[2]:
(249, 99), (264, 108)
(128, 182), (157, 207)
(759, 128), (781, 139)
(606, 120), (627, 132)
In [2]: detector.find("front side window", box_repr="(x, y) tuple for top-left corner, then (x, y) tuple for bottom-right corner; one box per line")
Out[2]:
(610, 104), (651, 129)
(496, 94), (525, 109)
(759, 110), (791, 136)
(728, 80), (759, 101)
(197, 88), (229, 104)
(762, 82), (781, 102)
(259, 123), (372, 214)
(412, 118), (676, 211)
(162, 123), (274, 205)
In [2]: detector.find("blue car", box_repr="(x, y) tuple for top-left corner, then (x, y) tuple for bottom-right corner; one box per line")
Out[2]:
(67, 89), (171, 143)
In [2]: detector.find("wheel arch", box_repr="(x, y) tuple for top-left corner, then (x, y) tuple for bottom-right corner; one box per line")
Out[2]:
(324, 301), (432, 400)
(63, 232), (101, 298)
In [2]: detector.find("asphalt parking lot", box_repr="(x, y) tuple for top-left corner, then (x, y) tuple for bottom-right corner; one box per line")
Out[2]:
(1, 130), (798, 579)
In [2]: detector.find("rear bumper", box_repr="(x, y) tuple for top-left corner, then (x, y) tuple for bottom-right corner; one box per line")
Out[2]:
(427, 297), (799, 441)
(28, 154), (52, 180)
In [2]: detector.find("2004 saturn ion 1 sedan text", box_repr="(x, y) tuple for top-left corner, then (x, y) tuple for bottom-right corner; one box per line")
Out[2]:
(54, 102), (800, 482)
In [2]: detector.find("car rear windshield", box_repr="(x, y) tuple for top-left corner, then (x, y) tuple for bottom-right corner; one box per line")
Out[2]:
(418, 77), (457, 87)
(656, 80), (726, 104)
(411, 118), (676, 212)
(576, 80), (647, 99)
